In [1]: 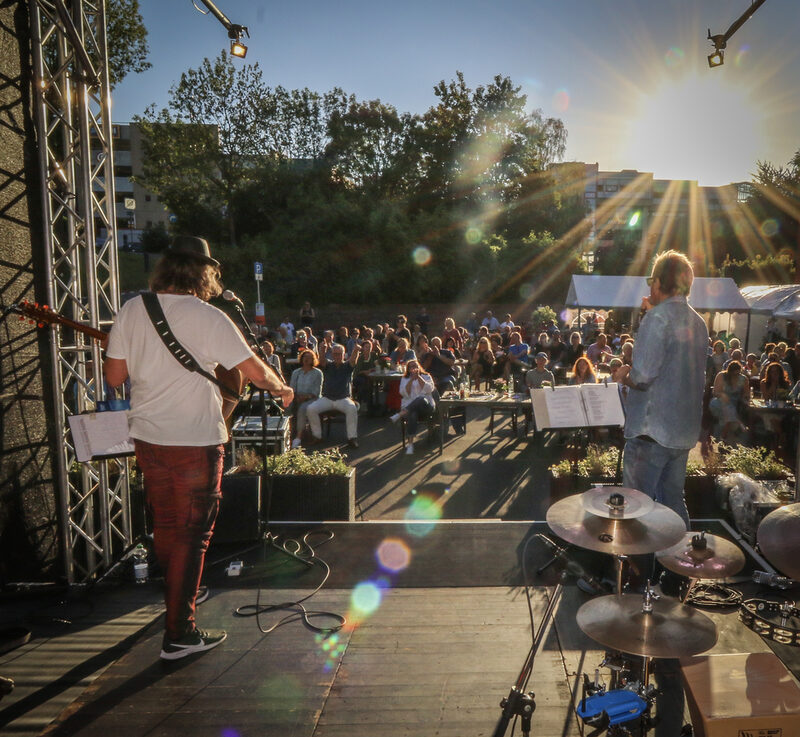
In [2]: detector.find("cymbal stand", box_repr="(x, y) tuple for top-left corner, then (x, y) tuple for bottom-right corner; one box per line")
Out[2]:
(492, 580), (564, 737)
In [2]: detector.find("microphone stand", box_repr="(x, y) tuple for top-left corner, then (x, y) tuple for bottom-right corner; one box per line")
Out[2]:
(226, 302), (290, 549)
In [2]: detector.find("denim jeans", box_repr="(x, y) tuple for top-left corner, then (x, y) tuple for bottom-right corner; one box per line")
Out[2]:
(404, 396), (435, 437)
(134, 440), (224, 640)
(622, 436), (690, 528)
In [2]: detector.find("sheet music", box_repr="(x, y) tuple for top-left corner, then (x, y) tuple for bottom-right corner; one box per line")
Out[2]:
(530, 383), (625, 430)
(67, 412), (134, 462)
(531, 386), (586, 429)
(581, 383), (626, 427)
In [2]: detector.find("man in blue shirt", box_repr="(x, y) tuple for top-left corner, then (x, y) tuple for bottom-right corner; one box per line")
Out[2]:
(306, 342), (362, 448)
(615, 250), (708, 526)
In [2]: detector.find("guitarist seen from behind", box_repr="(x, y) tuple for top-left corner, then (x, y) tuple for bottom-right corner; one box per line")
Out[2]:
(104, 236), (293, 661)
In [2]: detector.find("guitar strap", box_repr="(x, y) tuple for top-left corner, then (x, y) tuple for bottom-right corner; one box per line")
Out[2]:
(141, 292), (241, 400)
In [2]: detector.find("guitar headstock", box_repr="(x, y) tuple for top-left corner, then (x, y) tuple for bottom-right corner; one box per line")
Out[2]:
(13, 300), (58, 329)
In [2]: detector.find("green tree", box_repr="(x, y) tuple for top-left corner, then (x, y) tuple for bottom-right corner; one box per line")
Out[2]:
(106, 0), (150, 87)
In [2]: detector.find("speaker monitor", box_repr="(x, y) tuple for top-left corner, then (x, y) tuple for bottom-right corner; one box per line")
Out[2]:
(214, 474), (262, 545)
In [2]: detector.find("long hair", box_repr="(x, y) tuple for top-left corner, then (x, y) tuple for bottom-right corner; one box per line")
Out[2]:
(403, 359), (429, 378)
(764, 361), (789, 388)
(572, 356), (597, 383)
(149, 252), (223, 301)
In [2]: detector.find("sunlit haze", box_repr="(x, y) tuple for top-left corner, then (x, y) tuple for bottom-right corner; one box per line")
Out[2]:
(113, 0), (800, 186)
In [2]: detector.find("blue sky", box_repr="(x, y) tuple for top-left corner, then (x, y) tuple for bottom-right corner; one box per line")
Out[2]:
(113, 0), (800, 186)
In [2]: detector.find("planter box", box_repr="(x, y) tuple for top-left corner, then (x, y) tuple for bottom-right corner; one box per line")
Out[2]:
(548, 472), (575, 501)
(684, 473), (719, 518)
(263, 469), (356, 522)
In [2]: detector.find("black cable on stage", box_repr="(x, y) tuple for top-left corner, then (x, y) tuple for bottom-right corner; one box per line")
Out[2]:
(686, 582), (743, 608)
(233, 529), (345, 636)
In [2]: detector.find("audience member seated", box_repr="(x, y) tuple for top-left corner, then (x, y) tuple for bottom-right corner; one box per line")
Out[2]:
(353, 339), (377, 407)
(526, 352), (555, 389)
(390, 337), (416, 367)
(390, 359), (436, 455)
(709, 360), (750, 442)
(586, 332), (613, 365)
(442, 317), (462, 351)
(443, 335), (462, 359)
(547, 331), (566, 366)
(419, 336), (458, 394)
(505, 330), (531, 390)
(465, 312), (479, 337)
(620, 340), (633, 366)
(532, 331), (550, 357)
(304, 326), (319, 352)
(744, 353), (759, 377)
(489, 334), (507, 379)
(563, 331), (584, 368)
(761, 361), (791, 401)
(261, 340), (284, 379)
(289, 349), (323, 448)
(569, 356), (598, 385)
(470, 336), (495, 388)
(289, 329), (311, 359)
(482, 310), (500, 331)
(306, 343), (362, 448)
(394, 314), (412, 344)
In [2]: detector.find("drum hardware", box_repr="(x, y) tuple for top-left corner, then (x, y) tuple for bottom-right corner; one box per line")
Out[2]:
(752, 570), (798, 590)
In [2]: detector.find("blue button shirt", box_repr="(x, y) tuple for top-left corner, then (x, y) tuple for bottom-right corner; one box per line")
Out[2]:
(624, 296), (708, 449)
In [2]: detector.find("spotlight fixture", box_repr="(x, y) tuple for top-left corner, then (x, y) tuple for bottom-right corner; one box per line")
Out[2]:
(707, 32), (726, 68)
(230, 38), (247, 58)
(706, 0), (767, 71)
(194, 0), (250, 59)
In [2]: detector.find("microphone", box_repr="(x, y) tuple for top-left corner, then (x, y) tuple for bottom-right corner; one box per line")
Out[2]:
(753, 570), (796, 589)
(222, 290), (245, 309)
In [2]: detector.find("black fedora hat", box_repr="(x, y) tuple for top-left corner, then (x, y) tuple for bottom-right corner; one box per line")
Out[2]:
(169, 236), (219, 267)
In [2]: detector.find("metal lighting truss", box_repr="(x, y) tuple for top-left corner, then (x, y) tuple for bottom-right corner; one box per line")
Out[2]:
(29, 0), (131, 582)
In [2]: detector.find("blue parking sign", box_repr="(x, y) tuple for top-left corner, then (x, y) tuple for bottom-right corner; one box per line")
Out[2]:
(254, 261), (263, 281)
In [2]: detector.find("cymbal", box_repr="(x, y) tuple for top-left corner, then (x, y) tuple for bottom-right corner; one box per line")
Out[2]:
(577, 594), (718, 658)
(581, 486), (655, 520)
(656, 531), (745, 579)
(547, 497), (686, 555)
(757, 503), (800, 580)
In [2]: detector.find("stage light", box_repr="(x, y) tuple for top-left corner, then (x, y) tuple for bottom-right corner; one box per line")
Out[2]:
(230, 39), (247, 58)
(707, 31), (727, 69)
(708, 49), (724, 68)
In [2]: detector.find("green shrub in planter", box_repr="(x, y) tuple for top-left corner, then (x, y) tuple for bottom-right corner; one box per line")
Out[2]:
(232, 447), (355, 521)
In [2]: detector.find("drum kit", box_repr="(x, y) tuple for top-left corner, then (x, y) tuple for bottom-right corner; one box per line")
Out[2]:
(494, 488), (800, 736)
(546, 486), (747, 735)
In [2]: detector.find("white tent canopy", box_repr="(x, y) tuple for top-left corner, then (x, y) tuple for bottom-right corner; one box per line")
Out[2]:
(741, 284), (800, 319)
(566, 275), (750, 312)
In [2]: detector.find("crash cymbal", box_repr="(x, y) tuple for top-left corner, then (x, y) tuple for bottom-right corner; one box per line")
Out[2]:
(581, 486), (655, 520)
(656, 531), (745, 579)
(757, 503), (800, 580)
(547, 496), (686, 555)
(577, 594), (718, 658)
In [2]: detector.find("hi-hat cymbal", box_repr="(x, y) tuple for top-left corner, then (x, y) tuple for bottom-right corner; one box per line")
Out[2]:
(757, 503), (800, 580)
(577, 594), (718, 658)
(656, 531), (745, 579)
(581, 486), (655, 520)
(547, 495), (686, 555)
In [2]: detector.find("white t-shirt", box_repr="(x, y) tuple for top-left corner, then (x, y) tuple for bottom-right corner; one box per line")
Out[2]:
(106, 294), (254, 446)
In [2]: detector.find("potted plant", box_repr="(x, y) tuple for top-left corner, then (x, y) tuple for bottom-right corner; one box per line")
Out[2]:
(230, 446), (356, 521)
(547, 443), (621, 498)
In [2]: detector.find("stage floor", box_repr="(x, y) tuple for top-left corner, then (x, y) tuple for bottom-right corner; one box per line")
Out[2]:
(2, 519), (795, 737)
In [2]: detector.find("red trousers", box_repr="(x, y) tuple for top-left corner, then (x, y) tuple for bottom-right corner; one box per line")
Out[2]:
(134, 440), (224, 640)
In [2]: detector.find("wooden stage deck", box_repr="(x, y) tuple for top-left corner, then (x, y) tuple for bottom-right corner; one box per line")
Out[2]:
(2, 519), (795, 737)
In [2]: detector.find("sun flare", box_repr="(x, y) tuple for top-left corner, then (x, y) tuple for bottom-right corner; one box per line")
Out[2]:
(624, 72), (765, 186)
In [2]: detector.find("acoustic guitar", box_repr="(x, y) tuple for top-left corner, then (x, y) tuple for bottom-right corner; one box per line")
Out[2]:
(12, 300), (246, 421)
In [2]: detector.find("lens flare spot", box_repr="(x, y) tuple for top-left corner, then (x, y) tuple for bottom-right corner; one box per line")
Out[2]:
(257, 675), (302, 712)
(405, 495), (442, 537)
(519, 282), (535, 300)
(735, 45), (750, 67)
(560, 309), (571, 324)
(441, 458), (461, 473)
(221, 730), (241, 737)
(376, 538), (411, 573)
(351, 581), (382, 616)
(552, 88), (569, 113)
(664, 46), (685, 67)
(411, 488), (418, 495)
(412, 245), (432, 266)
(761, 219), (779, 237)
(465, 227), (482, 244)
(628, 211), (641, 227)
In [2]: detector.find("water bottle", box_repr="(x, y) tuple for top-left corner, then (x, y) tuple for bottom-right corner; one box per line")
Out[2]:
(132, 543), (148, 584)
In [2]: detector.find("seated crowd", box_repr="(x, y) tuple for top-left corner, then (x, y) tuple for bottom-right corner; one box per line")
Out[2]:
(253, 308), (800, 456)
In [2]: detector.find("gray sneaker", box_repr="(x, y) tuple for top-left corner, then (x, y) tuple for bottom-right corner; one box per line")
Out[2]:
(160, 628), (227, 660)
